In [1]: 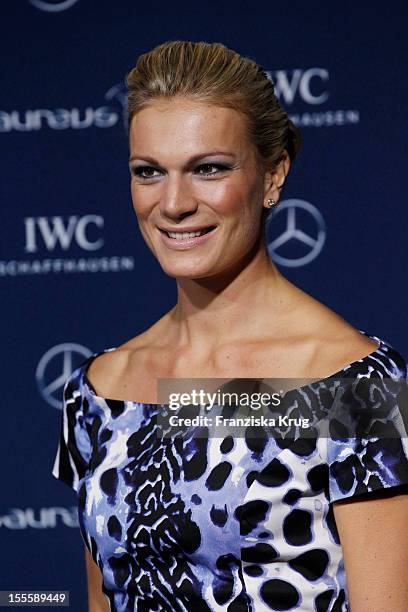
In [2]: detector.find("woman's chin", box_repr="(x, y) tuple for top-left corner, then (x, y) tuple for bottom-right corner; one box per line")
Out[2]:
(158, 262), (216, 280)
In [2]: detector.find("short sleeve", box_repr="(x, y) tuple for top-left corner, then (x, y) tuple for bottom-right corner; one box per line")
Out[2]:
(327, 348), (408, 503)
(51, 366), (92, 492)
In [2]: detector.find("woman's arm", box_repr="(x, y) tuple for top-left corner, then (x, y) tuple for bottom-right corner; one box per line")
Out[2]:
(85, 548), (110, 612)
(333, 486), (408, 611)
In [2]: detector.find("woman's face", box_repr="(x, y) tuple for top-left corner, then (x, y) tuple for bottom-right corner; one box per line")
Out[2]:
(129, 98), (274, 279)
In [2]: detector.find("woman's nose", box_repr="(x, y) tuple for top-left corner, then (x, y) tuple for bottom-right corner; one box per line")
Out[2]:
(159, 174), (198, 219)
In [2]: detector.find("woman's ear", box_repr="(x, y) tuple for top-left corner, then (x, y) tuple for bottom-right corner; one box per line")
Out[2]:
(263, 150), (291, 205)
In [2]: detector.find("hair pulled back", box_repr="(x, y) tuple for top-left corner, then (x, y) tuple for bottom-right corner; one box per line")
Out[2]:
(126, 40), (301, 173)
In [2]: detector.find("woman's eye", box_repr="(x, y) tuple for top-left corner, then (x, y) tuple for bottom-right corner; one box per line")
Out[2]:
(196, 163), (227, 176)
(130, 163), (228, 180)
(131, 166), (160, 179)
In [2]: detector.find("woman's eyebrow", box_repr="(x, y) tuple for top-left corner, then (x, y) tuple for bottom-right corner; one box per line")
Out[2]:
(128, 151), (236, 164)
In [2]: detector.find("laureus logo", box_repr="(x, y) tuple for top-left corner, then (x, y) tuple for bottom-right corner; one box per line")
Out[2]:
(104, 82), (128, 131)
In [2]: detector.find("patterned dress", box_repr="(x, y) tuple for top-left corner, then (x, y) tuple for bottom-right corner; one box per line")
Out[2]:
(52, 331), (408, 611)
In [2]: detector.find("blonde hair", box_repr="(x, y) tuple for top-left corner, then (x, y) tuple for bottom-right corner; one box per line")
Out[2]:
(125, 40), (301, 173)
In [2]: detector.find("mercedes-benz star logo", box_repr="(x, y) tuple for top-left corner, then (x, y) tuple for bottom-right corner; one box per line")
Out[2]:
(29, 0), (80, 13)
(36, 343), (92, 409)
(266, 199), (326, 267)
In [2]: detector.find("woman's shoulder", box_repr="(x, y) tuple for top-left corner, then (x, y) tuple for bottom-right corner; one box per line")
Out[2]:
(71, 341), (142, 401)
(75, 316), (171, 400)
(341, 330), (408, 380)
(61, 347), (116, 401)
(295, 293), (407, 379)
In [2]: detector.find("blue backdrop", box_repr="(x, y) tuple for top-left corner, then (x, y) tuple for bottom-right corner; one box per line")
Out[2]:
(1, 1), (407, 610)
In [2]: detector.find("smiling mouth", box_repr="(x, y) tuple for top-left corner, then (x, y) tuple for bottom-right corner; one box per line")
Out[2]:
(160, 226), (217, 239)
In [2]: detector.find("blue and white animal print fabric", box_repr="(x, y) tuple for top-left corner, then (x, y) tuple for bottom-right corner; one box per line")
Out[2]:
(51, 332), (408, 611)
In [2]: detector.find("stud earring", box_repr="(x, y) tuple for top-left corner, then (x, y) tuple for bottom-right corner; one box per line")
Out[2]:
(267, 198), (278, 208)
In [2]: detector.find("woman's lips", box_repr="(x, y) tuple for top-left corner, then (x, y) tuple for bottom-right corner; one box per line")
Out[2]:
(158, 226), (218, 250)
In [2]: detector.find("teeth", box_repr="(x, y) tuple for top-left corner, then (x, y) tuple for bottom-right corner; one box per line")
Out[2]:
(166, 228), (210, 239)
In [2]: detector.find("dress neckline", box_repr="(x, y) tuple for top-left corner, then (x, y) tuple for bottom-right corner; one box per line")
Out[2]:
(80, 330), (386, 406)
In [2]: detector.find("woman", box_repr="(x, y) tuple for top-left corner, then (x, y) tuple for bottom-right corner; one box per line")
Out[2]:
(52, 40), (408, 611)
